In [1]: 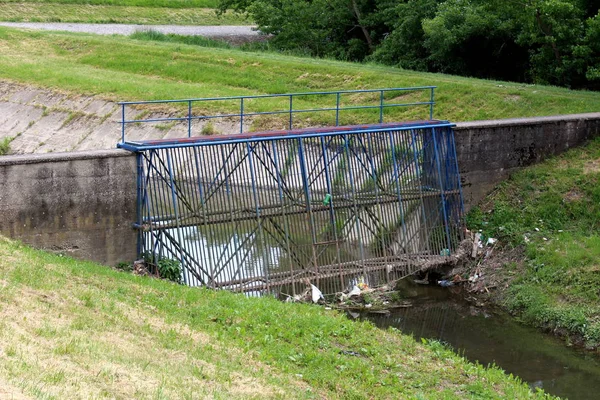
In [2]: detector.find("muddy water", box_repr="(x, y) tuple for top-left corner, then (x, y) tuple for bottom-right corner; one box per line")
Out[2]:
(363, 281), (600, 400)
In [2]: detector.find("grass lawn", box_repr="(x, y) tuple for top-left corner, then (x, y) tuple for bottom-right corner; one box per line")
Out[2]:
(0, 27), (599, 125)
(467, 137), (600, 349)
(0, 235), (553, 399)
(0, 2), (248, 25)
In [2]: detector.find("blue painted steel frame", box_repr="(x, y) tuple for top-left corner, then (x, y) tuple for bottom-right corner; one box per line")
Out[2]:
(119, 88), (468, 293)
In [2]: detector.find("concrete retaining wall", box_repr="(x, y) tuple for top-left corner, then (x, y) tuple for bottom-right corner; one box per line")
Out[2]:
(455, 113), (600, 210)
(1, 113), (599, 265)
(0, 150), (137, 265)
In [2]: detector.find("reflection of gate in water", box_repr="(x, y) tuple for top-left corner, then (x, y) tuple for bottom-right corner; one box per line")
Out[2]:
(118, 88), (464, 295)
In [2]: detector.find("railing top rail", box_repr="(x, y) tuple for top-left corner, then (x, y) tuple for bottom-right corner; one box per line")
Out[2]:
(117, 86), (436, 106)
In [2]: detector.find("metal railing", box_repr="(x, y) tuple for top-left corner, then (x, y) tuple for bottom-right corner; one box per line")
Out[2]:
(118, 86), (436, 143)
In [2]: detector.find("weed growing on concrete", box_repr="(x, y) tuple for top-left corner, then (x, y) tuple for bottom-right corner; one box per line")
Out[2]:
(200, 121), (218, 135)
(0, 137), (13, 155)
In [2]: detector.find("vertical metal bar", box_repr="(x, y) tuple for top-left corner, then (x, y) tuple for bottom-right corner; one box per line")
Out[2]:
(298, 138), (319, 278)
(319, 136), (343, 289)
(379, 90), (384, 124)
(166, 151), (188, 283)
(336, 93), (340, 126)
(240, 98), (244, 134)
(387, 131), (408, 253)
(121, 104), (126, 143)
(289, 95), (293, 130)
(430, 88), (435, 120)
(343, 133), (366, 275)
(431, 128), (453, 254)
(188, 101), (192, 138)
(246, 142), (271, 293)
(410, 129), (432, 254)
(271, 140), (296, 296)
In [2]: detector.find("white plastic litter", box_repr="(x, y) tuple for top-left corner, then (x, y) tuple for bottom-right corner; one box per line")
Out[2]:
(310, 284), (324, 303)
(348, 285), (361, 297)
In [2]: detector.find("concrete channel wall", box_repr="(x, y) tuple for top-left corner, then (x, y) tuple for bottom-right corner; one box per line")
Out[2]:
(1, 113), (599, 265)
(0, 150), (137, 265)
(455, 113), (600, 209)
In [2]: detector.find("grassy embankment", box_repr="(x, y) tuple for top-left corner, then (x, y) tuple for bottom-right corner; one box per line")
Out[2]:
(0, 27), (599, 126)
(0, 235), (554, 399)
(0, 1), (249, 25)
(468, 137), (600, 349)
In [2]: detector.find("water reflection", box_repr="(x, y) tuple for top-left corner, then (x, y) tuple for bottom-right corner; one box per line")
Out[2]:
(364, 281), (600, 400)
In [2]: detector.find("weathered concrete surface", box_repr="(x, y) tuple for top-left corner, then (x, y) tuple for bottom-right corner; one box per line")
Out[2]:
(0, 150), (137, 265)
(455, 113), (600, 209)
(0, 80), (249, 154)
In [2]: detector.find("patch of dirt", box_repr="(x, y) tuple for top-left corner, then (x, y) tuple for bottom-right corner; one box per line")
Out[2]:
(563, 188), (585, 203)
(504, 95), (521, 102)
(584, 159), (600, 174)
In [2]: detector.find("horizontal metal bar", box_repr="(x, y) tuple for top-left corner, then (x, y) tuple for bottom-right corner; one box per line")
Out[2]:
(121, 102), (435, 125)
(118, 122), (455, 151)
(118, 86), (437, 106)
(136, 190), (461, 231)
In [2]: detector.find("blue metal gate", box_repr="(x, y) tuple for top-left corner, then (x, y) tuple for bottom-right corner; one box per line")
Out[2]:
(118, 88), (464, 295)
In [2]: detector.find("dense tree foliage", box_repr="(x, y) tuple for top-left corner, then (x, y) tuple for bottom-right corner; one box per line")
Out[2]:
(218, 0), (599, 89)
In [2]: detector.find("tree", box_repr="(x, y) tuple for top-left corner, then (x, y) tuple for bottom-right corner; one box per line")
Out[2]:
(218, 0), (395, 61)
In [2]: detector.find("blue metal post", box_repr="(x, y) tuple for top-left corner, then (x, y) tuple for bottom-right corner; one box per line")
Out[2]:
(336, 93), (340, 126)
(240, 98), (244, 134)
(121, 104), (126, 143)
(289, 95), (293, 130)
(188, 100), (192, 138)
(430, 88), (435, 120)
(379, 90), (384, 123)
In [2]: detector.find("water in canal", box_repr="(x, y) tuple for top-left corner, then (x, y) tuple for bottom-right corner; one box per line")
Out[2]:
(362, 280), (600, 400)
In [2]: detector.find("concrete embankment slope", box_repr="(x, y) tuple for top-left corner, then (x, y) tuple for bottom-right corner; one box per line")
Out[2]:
(0, 80), (242, 154)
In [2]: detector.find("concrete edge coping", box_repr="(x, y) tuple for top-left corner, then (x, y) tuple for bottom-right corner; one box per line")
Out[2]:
(0, 148), (133, 166)
(455, 112), (600, 130)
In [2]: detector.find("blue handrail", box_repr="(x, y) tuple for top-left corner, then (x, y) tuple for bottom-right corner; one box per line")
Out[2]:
(118, 86), (436, 143)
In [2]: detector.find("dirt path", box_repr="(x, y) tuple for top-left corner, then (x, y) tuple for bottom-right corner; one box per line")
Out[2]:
(0, 22), (258, 38)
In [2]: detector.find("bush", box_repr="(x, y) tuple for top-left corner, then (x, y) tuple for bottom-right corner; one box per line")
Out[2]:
(157, 258), (183, 284)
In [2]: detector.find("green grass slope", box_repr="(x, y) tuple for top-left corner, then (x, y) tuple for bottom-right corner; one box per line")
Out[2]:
(0, 27), (599, 124)
(468, 137), (600, 349)
(0, 236), (552, 399)
(0, 2), (247, 25)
